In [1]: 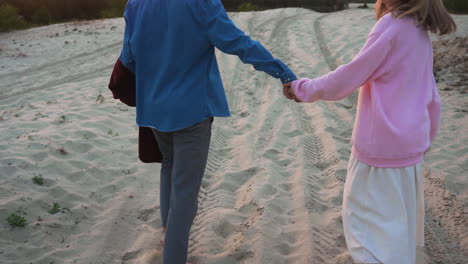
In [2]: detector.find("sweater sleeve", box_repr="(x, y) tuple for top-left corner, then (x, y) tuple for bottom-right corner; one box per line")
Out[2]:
(428, 83), (441, 142)
(291, 33), (391, 102)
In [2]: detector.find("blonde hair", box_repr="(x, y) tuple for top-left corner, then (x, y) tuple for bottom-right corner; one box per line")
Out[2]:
(376, 0), (457, 35)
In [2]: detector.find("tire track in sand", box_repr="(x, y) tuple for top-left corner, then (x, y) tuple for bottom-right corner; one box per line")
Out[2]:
(234, 10), (318, 264)
(0, 41), (121, 79)
(0, 42), (121, 101)
(189, 9), (352, 264)
(281, 11), (356, 263)
(189, 9), (318, 264)
(188, 11), (263, 263)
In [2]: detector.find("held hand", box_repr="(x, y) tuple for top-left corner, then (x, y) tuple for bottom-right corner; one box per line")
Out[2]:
(293, 94), (302, 103)
(283, 83), (295, 100)
(283, 82), (303, 103)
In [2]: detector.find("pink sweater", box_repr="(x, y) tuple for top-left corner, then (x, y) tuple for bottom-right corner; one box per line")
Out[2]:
(292, 14), (441, 168)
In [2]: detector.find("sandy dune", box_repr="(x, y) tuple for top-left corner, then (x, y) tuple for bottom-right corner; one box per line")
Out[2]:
(0, 5), (466, 264)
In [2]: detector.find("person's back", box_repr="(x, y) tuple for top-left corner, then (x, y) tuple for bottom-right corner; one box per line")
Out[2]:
(123, 0), (227, 131)
(351, 13), (439, 167)
(122, 0), (296, 132)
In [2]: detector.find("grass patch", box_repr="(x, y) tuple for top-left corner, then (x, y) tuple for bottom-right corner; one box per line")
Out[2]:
(107, 129), (119, 137)
(238, 2), (258, 12)
(32, 173), (44, 185)
(48, 202), (62, 215)
(0, 3), (28, 32)
(96, 93), (105, 104)
(7, 213), (27, 227)
(59, 115), (67, 123)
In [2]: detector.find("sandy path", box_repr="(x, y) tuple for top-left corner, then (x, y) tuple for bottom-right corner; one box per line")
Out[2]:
(187, 8), (358, 263)
(0, 6), (466, 264)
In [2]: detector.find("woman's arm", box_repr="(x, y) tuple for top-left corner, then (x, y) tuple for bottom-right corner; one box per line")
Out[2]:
(291, 33), (391, 102)
(428, 82), (441, 142)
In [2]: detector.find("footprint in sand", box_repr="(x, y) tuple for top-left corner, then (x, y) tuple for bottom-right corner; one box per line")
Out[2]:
(335, 169), (347, 182)
(225, 167), (263, 186)
(230, 250), (255, 262)
(137, 207), (158, 222)
(263, 149), (293, 167)
(214, 218), (239, 239)
(284, 130), (303, 138)
(260, 183), (278, 198)
(121, 249), (142, 262)
(138, 248), (163, 264)
(274, 242), (294, 256)
(239, 111), (250, 118)
(334, 252), (354, 264)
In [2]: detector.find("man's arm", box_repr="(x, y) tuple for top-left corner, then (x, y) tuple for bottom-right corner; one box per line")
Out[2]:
(198, 0), (296, 84)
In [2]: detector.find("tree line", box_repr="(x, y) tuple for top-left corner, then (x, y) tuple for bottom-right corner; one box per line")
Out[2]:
(224, 0), (348, 11)
(1, 0), (466, 32)
(0, 0), (349, 31)
(0, 0), (127, 31)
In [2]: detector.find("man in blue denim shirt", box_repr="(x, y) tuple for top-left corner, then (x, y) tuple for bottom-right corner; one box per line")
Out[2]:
(120, 0), (296, 263)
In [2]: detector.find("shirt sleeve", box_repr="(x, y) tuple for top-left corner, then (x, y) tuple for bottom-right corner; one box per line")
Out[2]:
(428, 83), (441, 142)
(291, 33), (392, 102)
(199, 0), (296, 84)
(120, 9), (136, 73)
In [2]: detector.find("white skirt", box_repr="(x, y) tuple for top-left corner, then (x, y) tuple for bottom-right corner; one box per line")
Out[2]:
(342, 154), (424, 264)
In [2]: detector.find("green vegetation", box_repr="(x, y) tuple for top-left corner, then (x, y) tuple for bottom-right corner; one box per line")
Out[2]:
(7, 213), (27, 227)
(1, 0), (351, 32)
(225, 0), (349, 12)
(238, 2), (259, 12)
(31, 6), (52, 25)
(101, 0), (127, 19)
(352, 0), (467, 13)
(96, 93), (105, 104)
(1, 0), (465, 32)
(444, 0), (468, 13)
(32, 173), (44, 185)
(59, 115), (66, 123)
(0, 0), (126, 32)
(48, 202), (61, 214)
(108, 129), (119, 137)
(0, 3), (28, 32)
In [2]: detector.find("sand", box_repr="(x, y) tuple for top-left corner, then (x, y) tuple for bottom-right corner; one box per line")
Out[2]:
(0, 4), (466, 264)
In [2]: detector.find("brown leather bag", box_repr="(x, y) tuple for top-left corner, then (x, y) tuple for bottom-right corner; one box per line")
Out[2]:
(108, 58), (163, 163)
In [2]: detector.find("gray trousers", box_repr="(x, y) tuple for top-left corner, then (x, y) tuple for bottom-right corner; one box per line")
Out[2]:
(151, 118), (213, 264)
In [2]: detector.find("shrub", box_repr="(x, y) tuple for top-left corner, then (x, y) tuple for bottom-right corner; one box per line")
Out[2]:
(7, 213), (27, 227)
(32, 173), (44, 185)
(31, 6), (52, 25)
(225, 0), (349, 12)
(101, 0), (126, 18)
(0, 3), (28, 32)
(48, 202), (62, 214)
(238, 2), (258, 12)
(444, 0), (468, 14)
(100, 7), (122, 18)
